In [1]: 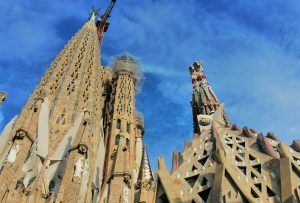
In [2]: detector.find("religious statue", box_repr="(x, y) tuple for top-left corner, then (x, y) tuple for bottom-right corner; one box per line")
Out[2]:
(73, 157), (84, 179)
(123, 186), (129, 203)
(6, 142), (20, 163)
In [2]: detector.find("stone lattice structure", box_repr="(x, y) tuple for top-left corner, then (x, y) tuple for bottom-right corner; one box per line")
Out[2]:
(155, 61), (300, 203)
(0, 1), (154, 202)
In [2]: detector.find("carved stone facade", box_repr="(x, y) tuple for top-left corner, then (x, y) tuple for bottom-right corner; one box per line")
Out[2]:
(155, 61), (300, 203)
(1, 1), (299, 203)
(0, 2), (154, 202)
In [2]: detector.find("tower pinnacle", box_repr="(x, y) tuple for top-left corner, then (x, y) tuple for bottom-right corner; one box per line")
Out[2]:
(156, 58), (300, 202)
(89, 7), (99, 22)
(190, 61), (230, 134)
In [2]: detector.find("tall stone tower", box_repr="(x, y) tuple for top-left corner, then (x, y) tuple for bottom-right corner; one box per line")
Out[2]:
(155, 61), (300, 203)
(0, 1), (154, 202)
(98, 55), (155, 202)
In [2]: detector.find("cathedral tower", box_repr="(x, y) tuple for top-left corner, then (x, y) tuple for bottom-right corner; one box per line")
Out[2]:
(98, 55), (154, 202)
(0, 9), (105, 202)
(155, 61), (300, 203)
(0, 1), (154, 202)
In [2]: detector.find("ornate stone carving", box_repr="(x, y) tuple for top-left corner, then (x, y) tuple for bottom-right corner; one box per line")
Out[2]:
(73, 157), (85, 180)
(14, 129), (29, 140)
(16, 180), (31, 196)
(142, 180), (155, 191)
(110, 149), (117, 160)
(242, 127), (256, 139)
(35, 87), (47, 102)
(123, 186), (129, 203)
(6, 141), (20, 163)
(257, 133), (280, 159)
(78, 144), (88, 156)
(124, 174), (130, 184)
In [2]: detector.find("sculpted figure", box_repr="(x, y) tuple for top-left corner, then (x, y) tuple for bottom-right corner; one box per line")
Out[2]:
(6, 142), (20, 163)
(73, 157), (84, 179)
(123, 186), (129, 203)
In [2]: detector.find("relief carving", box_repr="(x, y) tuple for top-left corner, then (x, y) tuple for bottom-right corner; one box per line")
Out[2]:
(73, 157), (85, 180)
(6, 142), (20, 164)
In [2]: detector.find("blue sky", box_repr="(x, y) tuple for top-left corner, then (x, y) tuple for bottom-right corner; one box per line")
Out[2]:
(1, 0), (300, 171)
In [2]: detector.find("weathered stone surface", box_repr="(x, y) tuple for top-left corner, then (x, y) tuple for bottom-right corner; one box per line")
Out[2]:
(0, 4), (154, 203)
(156, 61), (300, 202)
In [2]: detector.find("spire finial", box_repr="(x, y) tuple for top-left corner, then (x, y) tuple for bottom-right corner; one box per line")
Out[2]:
(89, 6), (100, 22)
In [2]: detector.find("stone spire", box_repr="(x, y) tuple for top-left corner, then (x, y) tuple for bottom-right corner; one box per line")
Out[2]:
(0, 8), (112, 202)
(101, 54), (147, 202)
(136, 145), (155, 202)
(138, 145), (154, 183)
(89, 7), (99, 22)
(156, 59), (300, 203)
(189, 61), (230, 134)
(0, 1), (157, 202)
(106, 134), (131, 202)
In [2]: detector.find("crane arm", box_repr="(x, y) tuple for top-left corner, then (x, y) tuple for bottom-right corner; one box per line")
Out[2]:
(101, 0), (117, 23)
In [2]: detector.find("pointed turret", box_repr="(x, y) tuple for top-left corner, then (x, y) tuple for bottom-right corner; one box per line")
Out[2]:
(106, 134), (132, 202)
(171, 151), (182, 173)
(139, 145), (154, 183)
(109, 134), (131, 177)
(189, 61), (230, 134)
(136, 145), (155, 202)
(0, 0), (155, 202)
(100, 54), (148, 202)
(0, 4), (115, 202)
(155, 59), (300, 202)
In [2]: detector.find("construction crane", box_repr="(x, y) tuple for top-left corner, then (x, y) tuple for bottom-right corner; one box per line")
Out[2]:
(96, 0), (117, 32)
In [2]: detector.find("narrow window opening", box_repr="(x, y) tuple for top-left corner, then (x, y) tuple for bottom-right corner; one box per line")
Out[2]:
(115, 134), (120, 145)
(267, 186), (276, 197)
(127, 122), (130, 133)
(251, 188), (259, 198)
(117, 119), (121, 129)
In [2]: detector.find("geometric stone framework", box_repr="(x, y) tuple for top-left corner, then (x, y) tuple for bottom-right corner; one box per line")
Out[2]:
(156, 61), (300, 203)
